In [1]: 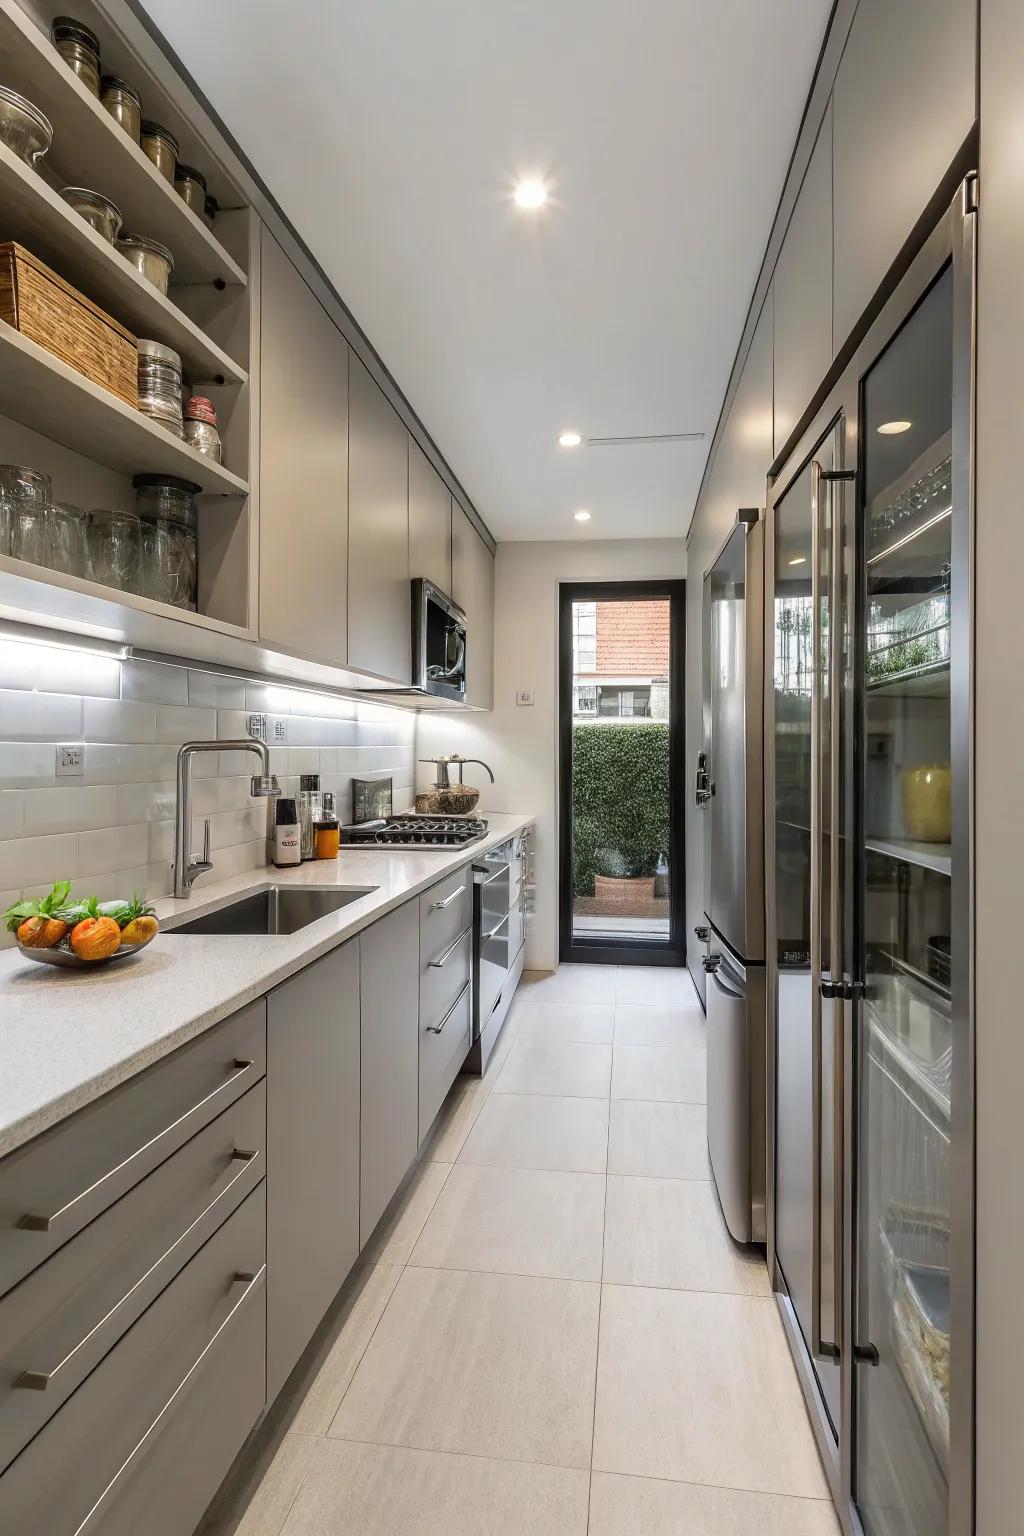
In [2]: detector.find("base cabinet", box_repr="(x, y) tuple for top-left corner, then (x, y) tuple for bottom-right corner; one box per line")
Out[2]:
(266, 939), (360, 1402)
(359, 902), (420, 1248)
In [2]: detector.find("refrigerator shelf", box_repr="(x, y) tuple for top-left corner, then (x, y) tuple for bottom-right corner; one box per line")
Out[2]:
(865, 837), (951, 876)
(866, 997), (952, 1128)
(865, 658), (950, 697)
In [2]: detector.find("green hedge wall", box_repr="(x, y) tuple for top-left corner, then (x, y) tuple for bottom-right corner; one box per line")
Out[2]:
(571, 722), (670, 896)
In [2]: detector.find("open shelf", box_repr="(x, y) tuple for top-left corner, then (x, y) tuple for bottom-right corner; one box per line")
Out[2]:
(0, 0), (246, 288)
(865, 836), (951, 877)
(0, 143), (246, 386)
(0, 320), (249, 494)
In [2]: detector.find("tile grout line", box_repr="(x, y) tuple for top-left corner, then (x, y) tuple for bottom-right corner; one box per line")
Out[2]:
(585, 1045), (614, 1536)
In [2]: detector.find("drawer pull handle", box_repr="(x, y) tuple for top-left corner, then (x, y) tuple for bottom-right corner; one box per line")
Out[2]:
(428, 926), (472, 968)
(429, 884), (465, 912)
(483, 912), (510, 942)
(18, 1059), (257, 1235)
(478, 862), (510, 888)
(425, 979), (471, 1034)
(16, 1148), (261, 1392)
(70, 1265), (266, 1536)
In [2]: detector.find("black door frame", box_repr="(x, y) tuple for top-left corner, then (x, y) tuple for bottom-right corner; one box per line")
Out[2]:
(558, 578), (686, 967)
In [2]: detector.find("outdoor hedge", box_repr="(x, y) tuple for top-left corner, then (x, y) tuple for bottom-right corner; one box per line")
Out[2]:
(571, 721), (670, 895)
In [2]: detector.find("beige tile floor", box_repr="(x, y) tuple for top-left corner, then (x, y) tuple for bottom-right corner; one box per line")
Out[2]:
(202, 964), (840, 1536)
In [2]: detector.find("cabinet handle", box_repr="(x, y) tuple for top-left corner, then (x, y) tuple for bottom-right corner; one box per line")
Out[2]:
(483, 911), (510, 942)
(18, 1059), (257, 1235)
(16, 1149), (260, 1392)
(428, 926), (472, 968)
(425, 979), (471, 1034)
(478, 862), (510, 888)
(70, 1266), (266, 1536)
(429, 884), (465, 912)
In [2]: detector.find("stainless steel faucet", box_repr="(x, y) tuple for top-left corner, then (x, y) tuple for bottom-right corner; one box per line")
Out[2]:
(419, 754), (495, 789)
(174, 739), (279, 899)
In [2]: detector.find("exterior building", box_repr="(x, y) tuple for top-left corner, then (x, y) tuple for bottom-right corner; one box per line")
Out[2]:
(571, 598), (670, 720)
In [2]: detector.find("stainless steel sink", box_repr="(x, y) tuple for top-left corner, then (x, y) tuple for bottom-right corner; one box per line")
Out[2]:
(168, 886), (377, 936)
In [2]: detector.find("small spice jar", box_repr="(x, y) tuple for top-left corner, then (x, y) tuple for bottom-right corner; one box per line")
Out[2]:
(117, 233), (174, 296)
(314, 816), (340, 861)
(183, 396), (223, 463)
(51, 17), (101, 96)
(140, 120), (178, 183)
(100, 75), (142, 143)
(137, 339), (184, 438)
(59, 186), (123, 244)
(174, 164), (207, 216)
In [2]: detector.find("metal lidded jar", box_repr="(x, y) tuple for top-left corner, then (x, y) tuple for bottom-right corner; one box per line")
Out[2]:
(133, 474), (199, 610)
(100, 74), (142, 143)
(117, 232), (174, 295)
(183, 395), (223, 463)
(51, 17), (101, 97)
(140, 120), (179, 183)
(174, 163), (207, 216)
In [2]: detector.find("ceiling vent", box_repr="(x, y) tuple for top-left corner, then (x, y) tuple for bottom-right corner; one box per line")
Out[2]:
(583, 432), (705, 447)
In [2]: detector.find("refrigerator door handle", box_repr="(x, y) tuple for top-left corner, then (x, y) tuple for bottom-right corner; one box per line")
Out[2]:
(809, 458), (840, 1364)
(826, 458), (848, 1368)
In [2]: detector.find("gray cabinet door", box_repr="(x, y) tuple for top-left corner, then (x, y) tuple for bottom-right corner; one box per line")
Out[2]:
(259, 228), (349, 665)
(773, 105), (833, 455)
(359, 901), (419, 1249)
(267, 940), (360, 1402)
(348, 356), (411, 683)
(451, 500), (494, 708)
(832, 0), (976, 350)
(409, 437), (452, 595)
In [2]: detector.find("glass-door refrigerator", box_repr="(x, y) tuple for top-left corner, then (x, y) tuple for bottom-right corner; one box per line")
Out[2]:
(764, 176), (975, 1536)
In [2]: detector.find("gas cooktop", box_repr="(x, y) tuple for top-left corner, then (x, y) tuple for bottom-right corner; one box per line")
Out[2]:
(339, 815), (488, 849)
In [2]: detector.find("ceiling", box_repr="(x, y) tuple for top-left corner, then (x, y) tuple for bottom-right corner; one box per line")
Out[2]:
(142, 0), (832, 542)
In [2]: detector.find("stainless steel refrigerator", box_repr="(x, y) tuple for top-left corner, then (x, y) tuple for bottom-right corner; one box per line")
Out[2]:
(699, 509), (766, 1245)
(764, 179), (975, 1536)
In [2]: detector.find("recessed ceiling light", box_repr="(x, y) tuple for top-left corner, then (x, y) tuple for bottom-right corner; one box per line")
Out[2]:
(788, 556), (807, 566)
(574, 509), (592, 523)
(558, 430), (582, 448)
(513, 178), (548, 210)
(877, 420), (912, 435)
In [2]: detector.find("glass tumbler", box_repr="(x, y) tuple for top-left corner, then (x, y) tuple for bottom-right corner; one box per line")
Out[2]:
(86, 508), (141, 593)
(48, 502), (87, 577)
(1, 465), (53, 565)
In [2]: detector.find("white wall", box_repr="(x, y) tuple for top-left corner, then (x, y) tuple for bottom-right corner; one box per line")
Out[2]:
(418, 538), (686, 970)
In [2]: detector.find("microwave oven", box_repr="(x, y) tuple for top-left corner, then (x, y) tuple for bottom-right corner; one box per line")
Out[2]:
(411, 578), (468, 703)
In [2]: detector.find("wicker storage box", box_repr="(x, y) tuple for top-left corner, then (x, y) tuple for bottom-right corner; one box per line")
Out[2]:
(0, 242), (138, 408)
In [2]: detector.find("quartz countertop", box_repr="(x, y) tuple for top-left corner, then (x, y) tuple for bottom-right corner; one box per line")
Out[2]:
(0, 813), (533, 1158)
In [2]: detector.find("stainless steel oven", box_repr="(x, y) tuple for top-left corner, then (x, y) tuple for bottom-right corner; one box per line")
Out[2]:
(412, 579), (467, 703)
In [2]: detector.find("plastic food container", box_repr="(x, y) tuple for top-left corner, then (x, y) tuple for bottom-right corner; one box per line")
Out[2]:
(134, 474), (199, 609)
(174, 164), (207, 216)
(0, 86), (52, 167)
(86, 507), (141, 593)
(51, 17), (101, 96)
(141, 120), (179, 183)
(183, 396), (223, 462)
(59, 186), (123, 245)
(117, 233), (174, 296)
(100, 75), (142, 143)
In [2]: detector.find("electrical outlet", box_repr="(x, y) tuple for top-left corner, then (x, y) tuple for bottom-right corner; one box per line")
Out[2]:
(56, 743), (84, 776)
(273, 719), (288, 743)
(516, 689), (535, 706)
(247, 712), (267, 741)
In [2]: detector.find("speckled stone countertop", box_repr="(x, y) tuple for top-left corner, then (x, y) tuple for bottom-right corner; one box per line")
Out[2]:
(0, 814), (533, 1159)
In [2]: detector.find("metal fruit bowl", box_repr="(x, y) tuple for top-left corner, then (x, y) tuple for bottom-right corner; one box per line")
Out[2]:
(17, 933), (157, 968)
(0, 86), (53, 166)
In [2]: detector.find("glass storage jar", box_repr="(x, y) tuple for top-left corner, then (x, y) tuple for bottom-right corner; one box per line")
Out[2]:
(48, 502), (87, 577)
(174, 164), (207, 215)
(140, 120), (178, 183)
(183, 396), (223, 462)
(100, 75), (142, 143)
(0, 86), (52, 167)
(51, 17), (101, 96)
(117, 233), (174, 296)
(0, 465), (52, 565)
(86, 507), (141, 593)
(137, 339), (184, 438)
(134, 474), (199, 609)
(59, 186), (123, 244)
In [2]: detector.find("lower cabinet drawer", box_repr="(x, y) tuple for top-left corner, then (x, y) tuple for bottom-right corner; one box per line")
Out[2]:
(0, 1081), (265, 1475)
(419, 920), (472, 1034)
(0, 1184), (266, 1536)
(419, 978), (472, 1144)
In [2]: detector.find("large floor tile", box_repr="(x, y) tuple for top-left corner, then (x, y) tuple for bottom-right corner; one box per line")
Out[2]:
(615, 966), (700, 1008)
(517, 964), (612, 1003)
(410, 1163), (606, 1281)
(588, 1472), (841, 1536)
(359, 1160), (452, 1265)
(281, 1441), (589, 1535)
(603, 1177), (769, 1295)
(329, 1266), (600, 1469)
(460, 1092), (609, 1174)
(493, 1038), (612, 1098)
(420, 1081), (487, 1162)
(611, 1045), (706, 1103)
(199, 1430), (318, 1536)
(516, 1001), (615, 1046)
(593, 1286), (830, 1498)
(607, 1100), (711, 1180)
(265, 1264), (404, 1438)
(613, 1004), (705, 1048)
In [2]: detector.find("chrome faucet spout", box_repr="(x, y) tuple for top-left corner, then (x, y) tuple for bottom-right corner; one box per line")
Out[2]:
(174, 739), (280, 900)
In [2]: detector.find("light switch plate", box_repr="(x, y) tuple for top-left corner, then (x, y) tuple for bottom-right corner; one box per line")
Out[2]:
(247, 713), (267, 741)
(56, 743), (85, 776)
(516, 689), (535, 706)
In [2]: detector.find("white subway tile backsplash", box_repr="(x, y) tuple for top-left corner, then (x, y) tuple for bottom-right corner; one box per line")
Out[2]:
(0, 888), (20, 949)
(216, 709), (250, 741)
(155, 705), (218, 744)
(83, 698), (157, 744)
(117, 781), (176, 825)
(0, 640), (120, 699)
(0, 832), (79, 889)
(287, 748), (320, 776)
(187, 671), (246, 709)
(120, 659), (188, 705)
(0, 792), (25, 839)
(0, 690), (83, 739)
(0, 743), (58, 787)
(78, 824), (150, 878)
(190, 775), (254, 817)
(22, 785), (119, 836)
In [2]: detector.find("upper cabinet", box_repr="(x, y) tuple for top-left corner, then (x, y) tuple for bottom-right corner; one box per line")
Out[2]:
(832, 0), (976, 350)
(409, 438), (453, 596)
(451, 500), (495, 709)
(258, 229), (349, 665)
(348, 356), (412, 684)
(773, 107), (833, 457)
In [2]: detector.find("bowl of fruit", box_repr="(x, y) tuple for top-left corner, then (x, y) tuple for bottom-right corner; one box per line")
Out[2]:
(5, 881), (160, 968)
